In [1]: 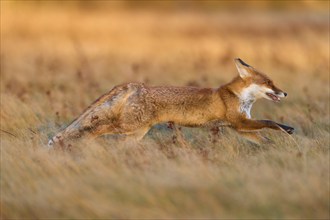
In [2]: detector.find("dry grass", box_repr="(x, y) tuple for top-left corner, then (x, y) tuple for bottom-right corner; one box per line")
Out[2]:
(1, 2), (329, 219)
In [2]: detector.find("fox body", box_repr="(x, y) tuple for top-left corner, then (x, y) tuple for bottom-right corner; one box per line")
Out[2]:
(48, 58), (294, 147)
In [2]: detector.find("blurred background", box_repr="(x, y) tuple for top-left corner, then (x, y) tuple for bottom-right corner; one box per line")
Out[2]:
(1, 1), (329, 111)
(1, 1), (329, 219)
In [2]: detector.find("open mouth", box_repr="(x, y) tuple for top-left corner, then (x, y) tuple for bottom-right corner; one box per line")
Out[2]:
(266, 93), (281, 102)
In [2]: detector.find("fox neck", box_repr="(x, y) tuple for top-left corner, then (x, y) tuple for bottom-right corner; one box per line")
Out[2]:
(239, 84), (260, 102)
(228, 77), (260, 118)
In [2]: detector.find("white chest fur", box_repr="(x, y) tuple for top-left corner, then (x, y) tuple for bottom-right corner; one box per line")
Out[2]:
(239, 100), (253, 118)
(237, 84), (259, 119)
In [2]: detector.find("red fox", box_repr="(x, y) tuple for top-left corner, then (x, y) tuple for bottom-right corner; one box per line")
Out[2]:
(48, 58), (294, 147)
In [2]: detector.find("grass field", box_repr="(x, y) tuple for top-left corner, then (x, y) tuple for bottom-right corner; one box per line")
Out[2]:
(1, 2), (329, 219)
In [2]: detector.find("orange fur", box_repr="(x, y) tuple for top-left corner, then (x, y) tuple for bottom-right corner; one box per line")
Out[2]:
(48, 58), (294, 147)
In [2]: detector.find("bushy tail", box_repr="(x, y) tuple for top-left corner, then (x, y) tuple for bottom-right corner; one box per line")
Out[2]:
(47, 83), (137, 148)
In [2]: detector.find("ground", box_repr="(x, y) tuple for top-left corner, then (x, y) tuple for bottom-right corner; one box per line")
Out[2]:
(1, 2), (329, 219)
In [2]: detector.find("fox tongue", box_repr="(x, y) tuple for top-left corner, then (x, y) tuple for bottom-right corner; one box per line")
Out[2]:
(267, 93), (280, 102)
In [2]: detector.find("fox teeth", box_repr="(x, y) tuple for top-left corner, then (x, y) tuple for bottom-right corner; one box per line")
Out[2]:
(266, 93), (280, 102)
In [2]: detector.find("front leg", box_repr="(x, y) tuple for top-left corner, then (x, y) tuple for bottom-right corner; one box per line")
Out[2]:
(230, 118), (294, 134)
(260, 120), (294, 134)
(233, 118), (279, 131)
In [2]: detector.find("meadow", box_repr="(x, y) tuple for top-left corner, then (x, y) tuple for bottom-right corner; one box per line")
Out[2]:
(1, 2), (329, 219)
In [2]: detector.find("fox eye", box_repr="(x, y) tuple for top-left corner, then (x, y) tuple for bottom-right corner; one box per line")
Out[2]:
(265, 80), (271, 85)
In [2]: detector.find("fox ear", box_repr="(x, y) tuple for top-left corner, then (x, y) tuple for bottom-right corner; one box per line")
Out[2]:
(234, 58), (252, 78)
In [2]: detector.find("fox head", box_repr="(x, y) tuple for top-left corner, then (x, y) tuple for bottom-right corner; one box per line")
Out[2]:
(234, 58), (287, 102)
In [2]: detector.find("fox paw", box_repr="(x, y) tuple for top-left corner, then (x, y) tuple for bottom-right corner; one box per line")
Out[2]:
(277, 123), (294, 134)
(283, 126), (294, 134)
